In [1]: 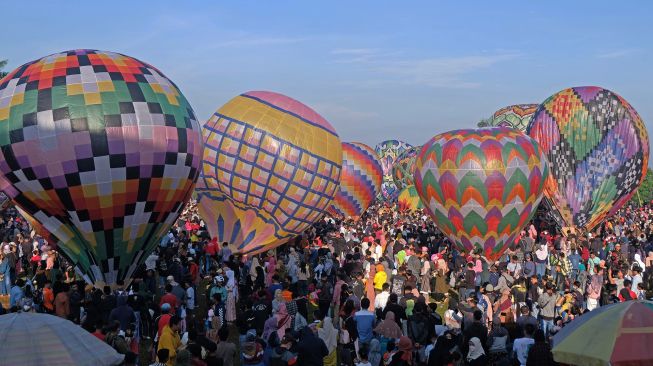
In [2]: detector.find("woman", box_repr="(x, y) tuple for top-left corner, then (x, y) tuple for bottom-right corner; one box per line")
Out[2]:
(275, 303), (292, 340)
(493, 288), (513, 325)
(0, 253), (9, 295)
(318, 315), (338, 366)
(523, 254), (536, 278)
(266, 255), (277, 287)
(419, 256), (431, 296)
(272, 289), (284, 314)
(225, 268), (237, 323)
(388, 336), (413, 366)
(374, 311), (403, 339)
(466, 337), (486, 366)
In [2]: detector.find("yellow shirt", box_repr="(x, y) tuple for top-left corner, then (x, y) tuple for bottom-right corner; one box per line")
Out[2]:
(374, 271), (387, 290)
(158, 325), (181, 366)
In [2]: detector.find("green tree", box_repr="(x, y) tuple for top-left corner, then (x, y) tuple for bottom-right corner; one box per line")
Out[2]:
(477, 117), (492, 128)
(0, 59), (7, 79)
(629, 171), (653, 206)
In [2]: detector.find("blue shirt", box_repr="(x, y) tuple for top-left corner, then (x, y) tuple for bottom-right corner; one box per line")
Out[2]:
(354, 309), (375, 343)
(9, 286), (24, 308)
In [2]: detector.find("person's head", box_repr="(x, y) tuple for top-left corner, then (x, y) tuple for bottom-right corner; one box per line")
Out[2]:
(545, 283), (554, 294)
(165, 283), (173, 293)
(524, 323), (535, 338)
(520, 305), (530, 316)
(382, 282), (390, 292)
(169, 315), (181, 332)
(157, 349), (170, 363)
(388, 293), (398, 304)
(624, 279), (632, 289)
(473, 309), (482, 322)
(533, 329), (546, 343)
(218, 326), (229, 342)
(361, 297), (370, 310)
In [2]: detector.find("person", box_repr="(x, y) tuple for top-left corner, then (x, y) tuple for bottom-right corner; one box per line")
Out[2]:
(317, 313), (338, 366)
(463, 310), (487, 355)
(356, 347), (372, 366)
(466, 337), (487, 366)
(215, 327), (237, 366)
(270, 335), (297, 366)
(374, 282), (391, 314)
(150, 349), (170, 366)
(9, 278), (24, 308)
(296, 326), (329, 366)
(538, 283), (561, 336)
(526, 329), (555, 366)
(355, 297), (376, 348)
(387, 336), (413, 366)
(618, 279), (637, 301)
(158, 315), (182, 366)
(54, 283), (70, 319)
(513, 323), (535, 366)
(374, 311), (403, 339)
(108, 294), (136, 331)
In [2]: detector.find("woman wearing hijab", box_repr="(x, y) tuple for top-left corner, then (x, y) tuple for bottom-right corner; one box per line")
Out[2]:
(388, 336), (413, 366)
(465, 337), (486, 366)
(275, 303), (292, 340)
(272, 289), (284, 313)
(262, 316), (278, 344)
(428, 331), (457, 366)
(365, 262), (376, 310)
(368, 338), (383, 366)
(374, 311), (403, 339)
(266, 255), (277, 287)
(225, 268), (237, 323)
(318, 315), (338, 366)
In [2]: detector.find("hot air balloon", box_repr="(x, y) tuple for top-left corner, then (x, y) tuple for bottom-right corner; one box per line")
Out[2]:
(0, 50), (202, 284)
(397, 185), (424, 211)
(375, 140), (412, 201)
(392, 146), (421, 190)
(327, 142), (382, 218)
(488, 104), (538, 132)
(414, 127), (549, 260)
(527, 86), (649, 230)
(15, 205), (60, 249)
(197, 91), (342, 255)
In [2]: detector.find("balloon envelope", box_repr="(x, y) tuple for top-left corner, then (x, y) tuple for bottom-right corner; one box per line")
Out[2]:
(397, 185), (424, 211)
(392, 146), (421, 190)
(489, 104), (538, 132)
(197, 91), (342, 255)
(414, 127), (549, 260)
(375, 140), (412, 201)
(0, 50), (202, 283)
(328, 142), (382, 218)
(527, 86), (649, 229)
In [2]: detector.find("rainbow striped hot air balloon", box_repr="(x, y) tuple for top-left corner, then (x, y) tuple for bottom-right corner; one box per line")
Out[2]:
(197, 91), (342, 255)
(397, 185), (424, 211)
(414, 127), (549, 260)
(327, 142), (382, 218)
(392, 146), (421, 191)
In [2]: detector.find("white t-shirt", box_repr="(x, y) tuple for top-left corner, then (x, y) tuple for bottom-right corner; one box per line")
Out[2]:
(513, 337), (535, 366)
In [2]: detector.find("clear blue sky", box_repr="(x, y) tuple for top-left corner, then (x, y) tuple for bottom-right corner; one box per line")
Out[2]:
(2, 1), (652, 147)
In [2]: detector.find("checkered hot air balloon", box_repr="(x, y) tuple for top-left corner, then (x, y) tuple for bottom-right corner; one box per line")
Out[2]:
(375, 140), (412, 201)
(197, 91), (342, 255)
(527, 86), (649, 230)
(414, 127), (549, 260)
(0, 50), (202, 284)
(327, 142), (382, 218)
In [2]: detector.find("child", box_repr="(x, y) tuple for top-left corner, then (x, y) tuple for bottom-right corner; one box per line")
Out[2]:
(356, 347), (372, 366)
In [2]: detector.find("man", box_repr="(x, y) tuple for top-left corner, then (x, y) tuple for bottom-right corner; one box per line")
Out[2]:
(538, 283), (562, 337)
(383, 293), (406, 328)
(109, 294), (136, 331)
(158, 315), (181, 366)
(513, 323), (535, 366)
(215, 327), (237, 366)
(157, 303), (173, 340)
(374, 282), (391, 316)
(160, 284), (179, 311)
(219, 241), (232, 264)
(354, 297), (376, 347)
(149, 349), (170, 366)
(516, 305), (538, 337)
(618, 279), (637, 302)
(9, 278), (24, 308)
(463, 310), (488, 354)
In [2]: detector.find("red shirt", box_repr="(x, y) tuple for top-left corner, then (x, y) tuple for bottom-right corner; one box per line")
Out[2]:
(205, 242), (218, 256)
(189, 262), (199, 282)
(160, 293), (178, 309)
(92, 330), (105, 341)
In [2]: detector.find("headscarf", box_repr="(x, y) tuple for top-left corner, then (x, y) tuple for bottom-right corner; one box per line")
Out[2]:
(397, 336), (413, 363)
(317, 316), (338, 353)
(466, 337), (485, 361)
(634, 253), (646, 270)
(275, 303), (291, 339)
(376, 263), (384, 273)
(249, 257), (261, 281)
(262, 316), (278, 342)
(405, 299), (415, 317)
(369, 338), (382, 366)
(374, 311), (403, 338)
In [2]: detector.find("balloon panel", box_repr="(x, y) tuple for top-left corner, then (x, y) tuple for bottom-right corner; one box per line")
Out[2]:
(374, 140), (412, 201)
(0, 50), (202, 283)
(489, 104), (538, 132)
(527, 86), (649, 229)
(414, 127), (549, 260)
(392, 146), (420, 190)
(328, 142), (383, 217)
(397, 185), (423, 211)
(198, 91), (342, 254)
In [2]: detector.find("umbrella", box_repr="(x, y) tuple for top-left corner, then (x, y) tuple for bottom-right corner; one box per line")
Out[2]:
(552, 300), (653, 366)
(0, 312), (124, 366)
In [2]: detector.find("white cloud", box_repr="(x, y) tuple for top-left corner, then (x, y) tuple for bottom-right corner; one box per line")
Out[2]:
(596, 49), (638, 59)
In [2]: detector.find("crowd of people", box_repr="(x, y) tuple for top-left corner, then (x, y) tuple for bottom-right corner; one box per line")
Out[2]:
(1, 199), (653, 366)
